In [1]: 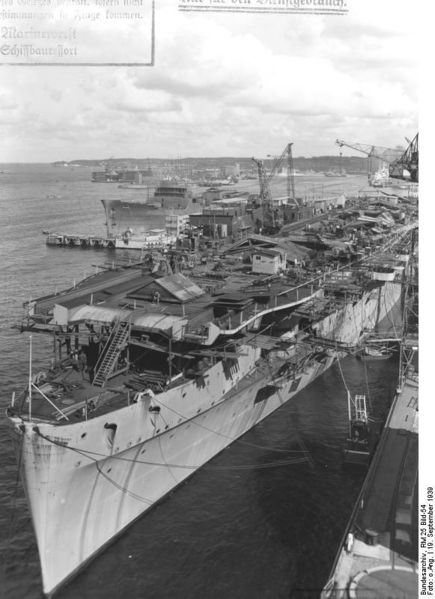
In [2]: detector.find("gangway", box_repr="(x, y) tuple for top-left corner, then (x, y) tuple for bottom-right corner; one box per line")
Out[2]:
(92, 320), (130, 387)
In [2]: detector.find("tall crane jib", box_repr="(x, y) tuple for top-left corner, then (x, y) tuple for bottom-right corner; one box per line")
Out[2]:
(251, 157), (275, 232)
(335, 135), (418, 183)
(252, 142), (298, 234)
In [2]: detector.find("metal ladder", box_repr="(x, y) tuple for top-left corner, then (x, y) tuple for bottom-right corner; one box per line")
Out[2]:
(93, 321), (130, 387)
(353, 394), (368, 423)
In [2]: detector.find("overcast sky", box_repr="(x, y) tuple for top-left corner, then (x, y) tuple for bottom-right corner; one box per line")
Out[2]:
(1, 0), (418, 162)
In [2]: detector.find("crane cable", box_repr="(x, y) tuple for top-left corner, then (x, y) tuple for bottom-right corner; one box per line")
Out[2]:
(152, 391), (309, 458)
(263, 352), (315, 469)
(33, 427), (308, 478)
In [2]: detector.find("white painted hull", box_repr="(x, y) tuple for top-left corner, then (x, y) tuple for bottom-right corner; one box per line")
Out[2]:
(13, 281), (402, 595)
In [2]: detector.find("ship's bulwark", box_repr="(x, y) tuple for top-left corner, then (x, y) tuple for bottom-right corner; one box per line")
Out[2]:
(16, 282), (401, 595)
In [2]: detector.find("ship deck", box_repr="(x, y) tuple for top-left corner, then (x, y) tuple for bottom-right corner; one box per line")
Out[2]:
(13, 223), (417, 427)
(13, 366), (135, 424)
(25, 261), (335, 341)
(28, 221), (416, 335)
(11, 337), (311, 425)
(12, 358), (204, 424)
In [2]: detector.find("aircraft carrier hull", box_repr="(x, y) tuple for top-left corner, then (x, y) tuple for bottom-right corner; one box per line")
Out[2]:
(11, 281), (402, 595)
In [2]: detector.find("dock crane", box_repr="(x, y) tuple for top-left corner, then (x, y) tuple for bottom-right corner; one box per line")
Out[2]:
(335, 139), (401, 183)
(335, 137), (418, 182)
(389, 133), (418, 182)
(335, 139), (402, 164)
(252, 142), (298, 233)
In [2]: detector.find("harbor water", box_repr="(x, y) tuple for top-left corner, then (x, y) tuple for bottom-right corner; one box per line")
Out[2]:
(0, 165), (401, 598)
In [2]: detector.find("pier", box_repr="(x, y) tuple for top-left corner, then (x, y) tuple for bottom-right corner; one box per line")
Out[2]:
(45, 232), (176, 252)
(46, 233), (116, 249)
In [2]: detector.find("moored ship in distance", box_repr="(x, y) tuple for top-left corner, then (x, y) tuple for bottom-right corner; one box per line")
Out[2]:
(92, 166), (153, 183)
(369, 165), (390, 187)
(92, 167), (123, 183)
(6, 189), (417, 595)
(152, 181), (195, 209)
(102, 180), (200, 240)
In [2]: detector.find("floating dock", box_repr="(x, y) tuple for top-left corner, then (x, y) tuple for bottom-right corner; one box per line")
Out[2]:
(322, 337), (419, 599)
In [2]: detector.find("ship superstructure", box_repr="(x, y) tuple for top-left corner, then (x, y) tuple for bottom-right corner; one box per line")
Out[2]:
(7, 200), (417, 595)
(102, 181), (198, 237)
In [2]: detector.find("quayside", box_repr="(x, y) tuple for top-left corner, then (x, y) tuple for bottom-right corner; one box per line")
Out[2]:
(322, 336), (419, 599)
(321, 242), (419, 599)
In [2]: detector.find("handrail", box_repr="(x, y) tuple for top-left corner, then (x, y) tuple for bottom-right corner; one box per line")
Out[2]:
(93, 316), (130, 374)
(93, 322), (119, 374)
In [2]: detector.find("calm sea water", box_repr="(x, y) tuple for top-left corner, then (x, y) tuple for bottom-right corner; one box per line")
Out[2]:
(0, 165), (400, 599)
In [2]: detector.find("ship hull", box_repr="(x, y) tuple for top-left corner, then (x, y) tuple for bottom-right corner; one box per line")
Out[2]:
(13, 281), (402, 595)
(19, 352), (335, 596)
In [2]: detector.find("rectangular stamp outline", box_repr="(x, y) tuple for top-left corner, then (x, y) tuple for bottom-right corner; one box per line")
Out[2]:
(0, 0), (155, 67)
